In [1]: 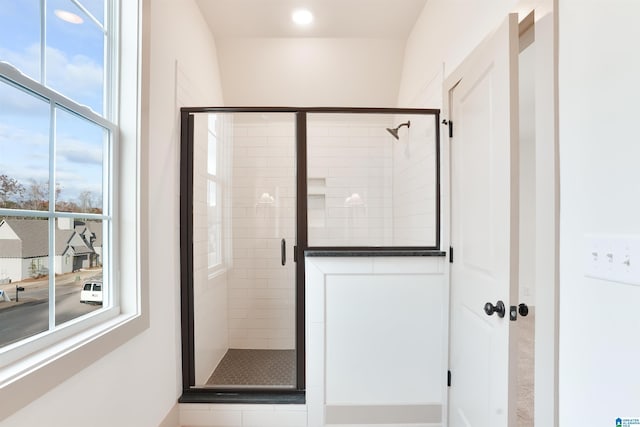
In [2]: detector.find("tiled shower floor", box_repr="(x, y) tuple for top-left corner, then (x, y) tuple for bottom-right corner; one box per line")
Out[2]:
(206, 349), (296, 388)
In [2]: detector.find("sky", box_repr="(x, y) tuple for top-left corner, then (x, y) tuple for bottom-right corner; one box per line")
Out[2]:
(0, 0), (106, 208)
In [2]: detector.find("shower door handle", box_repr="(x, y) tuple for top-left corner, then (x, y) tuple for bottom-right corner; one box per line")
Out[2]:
(281, 238), (286, 266)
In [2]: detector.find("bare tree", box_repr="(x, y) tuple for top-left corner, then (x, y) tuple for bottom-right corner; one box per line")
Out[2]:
(78, 190), (94, 211)
(23, 179), (61, 210)
(0, 174), (25, 208)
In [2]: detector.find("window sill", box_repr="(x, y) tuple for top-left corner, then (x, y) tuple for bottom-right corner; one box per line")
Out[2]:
(0, 309), (148, 421)
(207, 265), (228, 280)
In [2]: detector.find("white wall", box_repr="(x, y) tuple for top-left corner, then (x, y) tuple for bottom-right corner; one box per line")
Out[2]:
(558, 1), (640, 424)
(0, 0), (225, 425)
(216, 38), (404, 107)
(398, 0), (526, 107)
(0, 259), (20, 283)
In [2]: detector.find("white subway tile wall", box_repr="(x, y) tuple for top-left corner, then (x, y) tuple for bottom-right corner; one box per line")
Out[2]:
(392, 115), (437, 245)
(307, 114), (394, 246)
(307, 113), (437, 247)
(227, 116), (297, 349)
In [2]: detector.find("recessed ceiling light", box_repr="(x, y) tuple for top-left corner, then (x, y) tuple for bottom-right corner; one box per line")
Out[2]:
(54, 9), (84, 24)
(292, 9), (313, 26)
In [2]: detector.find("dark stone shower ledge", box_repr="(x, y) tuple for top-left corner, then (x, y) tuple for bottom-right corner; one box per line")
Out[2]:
(304, 249), (446, 257)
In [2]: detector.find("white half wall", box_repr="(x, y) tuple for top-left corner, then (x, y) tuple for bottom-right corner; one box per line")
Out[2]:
(306, 256), (447, 427)
(0, 0), (225, 424)
(558, 0), (640, 424)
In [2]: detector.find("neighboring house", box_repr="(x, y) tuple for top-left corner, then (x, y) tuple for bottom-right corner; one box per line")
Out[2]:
(75, 221), (103, 270)
(0, 219), (101, 283)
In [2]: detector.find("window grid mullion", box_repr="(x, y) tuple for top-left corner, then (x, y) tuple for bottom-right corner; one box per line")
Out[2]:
(69, 0), (106, 33)
(40, 0), (46, 84)
(48, 102), (56, 330)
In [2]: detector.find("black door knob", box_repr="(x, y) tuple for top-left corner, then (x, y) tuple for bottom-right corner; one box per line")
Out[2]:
(484, 300), (506, 318)
(518, 303), (529, 317)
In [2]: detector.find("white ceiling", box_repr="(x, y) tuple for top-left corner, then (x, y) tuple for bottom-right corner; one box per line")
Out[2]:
(195, 0), (429, 39)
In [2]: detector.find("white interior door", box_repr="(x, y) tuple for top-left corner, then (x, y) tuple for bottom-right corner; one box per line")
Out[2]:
(447, 13), (520, 427)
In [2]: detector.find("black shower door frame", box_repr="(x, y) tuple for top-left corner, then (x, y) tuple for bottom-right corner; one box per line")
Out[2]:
(179, 107), (441, 404)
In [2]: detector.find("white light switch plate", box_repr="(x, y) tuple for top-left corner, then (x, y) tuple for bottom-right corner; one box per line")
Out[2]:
(584, 234), (640, 285)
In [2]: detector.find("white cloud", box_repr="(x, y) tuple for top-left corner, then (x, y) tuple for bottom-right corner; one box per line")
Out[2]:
(46, 46), (103, 104)
(0, 123), (104, 200)
(0, 123), (49, 184)
(0, 44), (40, 81)
(0, 123), (49, 149)
(57, 137), (103, 165)
(0, 43), (103, 111)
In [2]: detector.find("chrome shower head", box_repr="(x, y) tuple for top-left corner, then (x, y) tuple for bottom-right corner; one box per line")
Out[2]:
(386, 121), (411, 140)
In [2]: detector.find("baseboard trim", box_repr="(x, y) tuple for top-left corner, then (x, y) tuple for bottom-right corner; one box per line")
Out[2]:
(158, 403), (179, 427)
(325, 404), (442, 424)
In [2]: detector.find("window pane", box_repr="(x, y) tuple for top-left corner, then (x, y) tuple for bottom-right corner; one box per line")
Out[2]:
(56, 218), (103, 326)
(46, 0), (105, 113)
(55, 107), (105, 213)
(207, 180), (219, 267)
(0, 217), (50, 347)
(207, 180), (217, 208)
(0, 79), (50, 210)
(0, 0), (42, 82)
(208, 115), (217, 176)
(77, 0), (105, 26)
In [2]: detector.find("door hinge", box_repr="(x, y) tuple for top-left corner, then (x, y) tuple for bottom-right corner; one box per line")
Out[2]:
(449, 246), (454, 263)
(293, 246), (298, 263)
(447, 370), (452, 387)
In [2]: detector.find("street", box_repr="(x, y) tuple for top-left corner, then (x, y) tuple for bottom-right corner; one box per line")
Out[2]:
(0, 270), (103, 347)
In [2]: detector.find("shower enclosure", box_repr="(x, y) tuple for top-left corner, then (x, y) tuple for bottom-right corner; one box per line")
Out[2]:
(180, 108), (440, 401)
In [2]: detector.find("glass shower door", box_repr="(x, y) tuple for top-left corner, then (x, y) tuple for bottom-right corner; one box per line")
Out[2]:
(190, 112), (298, 389)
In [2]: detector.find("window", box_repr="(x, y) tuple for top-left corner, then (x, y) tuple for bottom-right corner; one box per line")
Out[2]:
(0, 0), (144, 413)
(207, 114), (222, 270)
(0, 0), (114, 353)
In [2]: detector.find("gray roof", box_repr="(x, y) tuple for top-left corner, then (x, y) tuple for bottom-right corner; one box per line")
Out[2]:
(0, 219), (83, 258)
(74, 220), (103, 247)
(87, 221), (103, 246)
(0, 239), (21, 258)
(71, 245), (94, 255)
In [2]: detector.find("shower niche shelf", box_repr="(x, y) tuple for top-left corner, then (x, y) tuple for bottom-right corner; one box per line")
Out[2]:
(307, 177), (326, 228)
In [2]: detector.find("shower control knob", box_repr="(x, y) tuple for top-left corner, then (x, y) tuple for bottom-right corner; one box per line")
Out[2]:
(518, 303), (529, 317)
(484, 300), (506, 318)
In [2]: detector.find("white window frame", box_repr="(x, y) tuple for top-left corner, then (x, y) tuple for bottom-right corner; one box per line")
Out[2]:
(0, 0), (148, 420)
